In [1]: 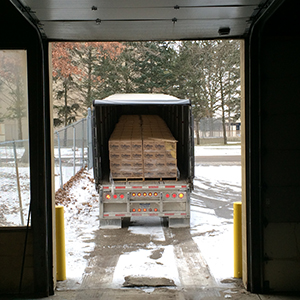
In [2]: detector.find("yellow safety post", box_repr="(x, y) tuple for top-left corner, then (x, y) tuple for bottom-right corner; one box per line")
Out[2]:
(233, 202), (242, 278)
(56, 206), (66, 281)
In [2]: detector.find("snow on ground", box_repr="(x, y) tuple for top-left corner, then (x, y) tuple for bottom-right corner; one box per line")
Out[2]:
(191, 165), (241, 283)
(128, 219), (166, 242)
(57, 145), (241, 287)
(0, 167), (30, 226)
(0, 145), (241, 286)
(112, 244), (181, 288)
(55, 169), (99, 282)
(54, 165), (83, 191)
(194, 144), (241, 156)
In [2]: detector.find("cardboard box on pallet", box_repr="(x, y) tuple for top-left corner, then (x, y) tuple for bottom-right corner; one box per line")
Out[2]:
(109, 115), (143, 179)
(141, 115), (177, 179)
(109, 114), (178, 180)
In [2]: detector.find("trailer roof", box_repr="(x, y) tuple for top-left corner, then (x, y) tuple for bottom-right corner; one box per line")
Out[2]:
(93, 93), (191, 105)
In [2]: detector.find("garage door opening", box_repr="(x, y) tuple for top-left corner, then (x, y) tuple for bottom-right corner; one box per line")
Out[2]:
(51, 40), (243, 295)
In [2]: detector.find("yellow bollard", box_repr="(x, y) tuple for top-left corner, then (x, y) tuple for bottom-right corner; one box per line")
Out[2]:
(56, 206), (66, 281)
(233, 202), (242, 278)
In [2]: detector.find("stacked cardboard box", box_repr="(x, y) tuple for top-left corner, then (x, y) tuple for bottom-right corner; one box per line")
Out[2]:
(142, 115), (177, 179)
(109, 115), (143, 179)
(109, 115), (177, 180)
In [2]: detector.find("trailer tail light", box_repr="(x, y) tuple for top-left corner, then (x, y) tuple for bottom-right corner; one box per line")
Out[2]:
(113, 194), (118, 199)
(137, 192), (141, 197)
(172, 193), (177, 198)
(132, 208), (136, 212)
(165, 193), (170, 198)
(154, 192), (158, 197)
(105, 194), (111, 200)
(148, 192), (152, 196)
(154, 208), (158, 212)
(132, 192), (136, 197)
(143, 192), (147, 197)
(143, 208), (147, 212)
(179, 193), (184, 199)
(138, 208), (142, 212)
(120, 194), (125, 199)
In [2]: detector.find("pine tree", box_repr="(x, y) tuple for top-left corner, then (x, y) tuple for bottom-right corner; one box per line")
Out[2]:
(52, 42), (82, 127)
(213, 40), (240, 144)
(131, 41), (176, 93)
(70, 42), (123, 108)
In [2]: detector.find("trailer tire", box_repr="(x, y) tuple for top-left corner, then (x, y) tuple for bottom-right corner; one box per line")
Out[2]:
(122, 217), (131, 228)
(161, 217), (169, 227)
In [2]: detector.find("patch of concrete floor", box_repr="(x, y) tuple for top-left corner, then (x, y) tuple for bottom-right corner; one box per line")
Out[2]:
(122, 276), (176, 287)
(35, 286), (263, 300)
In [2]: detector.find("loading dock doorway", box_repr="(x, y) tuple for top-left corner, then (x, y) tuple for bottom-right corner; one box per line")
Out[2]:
(50, 40), (244, 295)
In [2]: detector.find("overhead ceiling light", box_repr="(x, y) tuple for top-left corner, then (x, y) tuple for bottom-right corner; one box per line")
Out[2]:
(218, 27), (231, 35)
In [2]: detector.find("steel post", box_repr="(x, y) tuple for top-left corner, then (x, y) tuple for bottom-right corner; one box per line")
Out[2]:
(234, 202), (242, 278)
(82, 119), (85, 167)
(55, 206), (66, 280)
(56, 132), (63, 189)
(13, 141), (24, 226)
(73, 126), (76, 176)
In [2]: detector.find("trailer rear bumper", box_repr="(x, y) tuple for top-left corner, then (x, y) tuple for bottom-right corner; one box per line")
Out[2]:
(99, 213), (190, 229)
(99, 182), (191, 228)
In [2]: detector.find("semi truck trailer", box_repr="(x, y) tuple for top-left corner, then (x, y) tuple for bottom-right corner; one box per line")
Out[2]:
(92, 93), (194, 228)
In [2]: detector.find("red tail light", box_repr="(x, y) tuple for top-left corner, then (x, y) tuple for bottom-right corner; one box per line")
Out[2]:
(154, 192), (158, 196)
(143, 192), (147, 197)
(137, 192), (141, 197)
(154, 208), (158, 212)
(120, 194), (125, 199)
(105, 194), (111, 200)
(143, 208), (147, 212)
(138, 208), (142, 212)
(113, 194), (118, 199)
(132, 208), (136, 212)
(165, 193), (170, 198)
(148, 192), (152, 196)
(132, 192), (136, 197)
(172, 193), (177, 198)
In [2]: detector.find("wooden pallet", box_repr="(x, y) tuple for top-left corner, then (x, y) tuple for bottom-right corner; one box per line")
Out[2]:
(144, 177), (178, 182)
(112, 177), (178, 182)
(112, 177), (145, 182)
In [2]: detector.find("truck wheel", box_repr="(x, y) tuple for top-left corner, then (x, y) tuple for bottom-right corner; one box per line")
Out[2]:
(161, 217), (169, 227)
(122, 217), (131, 228)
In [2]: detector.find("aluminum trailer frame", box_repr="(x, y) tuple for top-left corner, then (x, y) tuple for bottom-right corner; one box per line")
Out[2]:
(98, 180), (191, 228)
(92, 94), (194, 228)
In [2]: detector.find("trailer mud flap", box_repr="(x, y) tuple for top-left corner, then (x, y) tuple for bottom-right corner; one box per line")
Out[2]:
(100, 218), (122, 229)
(169, 217), (190, 228)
